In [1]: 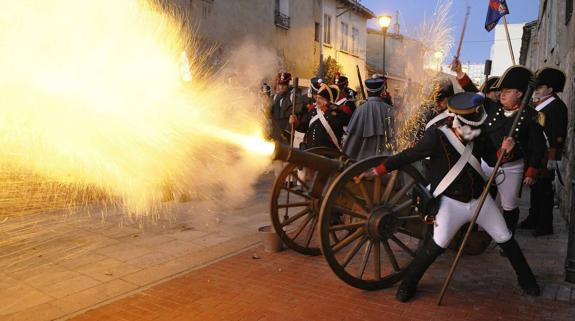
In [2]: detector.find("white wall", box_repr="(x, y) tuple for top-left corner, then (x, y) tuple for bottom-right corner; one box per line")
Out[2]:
(490, 23), (525, 75)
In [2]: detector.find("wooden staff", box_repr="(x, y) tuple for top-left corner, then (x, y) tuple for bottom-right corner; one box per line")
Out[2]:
(502, 16), (516, 65)
(288, 77), (299, 157)
(455, 6), (471, 59)
(356, 65), (367, 100)
(436, 75), (537, 306)
(284, 77), (299, 220)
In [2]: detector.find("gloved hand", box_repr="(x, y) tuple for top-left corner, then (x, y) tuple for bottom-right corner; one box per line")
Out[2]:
(547, 159), (557, 171)
(354, 164), (387, 184)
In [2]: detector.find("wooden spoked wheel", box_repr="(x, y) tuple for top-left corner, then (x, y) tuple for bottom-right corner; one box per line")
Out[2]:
(319, 156), (430, 290)
(270, 147), (345, 256)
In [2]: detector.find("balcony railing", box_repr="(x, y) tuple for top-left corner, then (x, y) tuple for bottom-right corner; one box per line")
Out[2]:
(274, 10), (290, 29)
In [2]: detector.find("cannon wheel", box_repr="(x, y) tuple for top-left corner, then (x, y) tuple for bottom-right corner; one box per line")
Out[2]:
(270, 147), (344, 256)
(319, 156), (430, 290)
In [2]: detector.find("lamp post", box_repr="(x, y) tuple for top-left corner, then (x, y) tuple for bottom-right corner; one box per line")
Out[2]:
(434, 51), (444, 72)
(378, 15), (392, 75)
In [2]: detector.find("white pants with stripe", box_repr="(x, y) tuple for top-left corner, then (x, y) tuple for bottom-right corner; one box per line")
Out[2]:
(433, 195), (512, 248)
(481, 159), (524, 211)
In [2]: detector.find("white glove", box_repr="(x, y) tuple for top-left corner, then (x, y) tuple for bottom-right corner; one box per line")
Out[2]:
(547, 159), (558, 171)
(354, 168), (379, 183)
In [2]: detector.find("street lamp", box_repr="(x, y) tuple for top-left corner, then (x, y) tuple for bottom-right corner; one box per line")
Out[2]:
(434, 51), (444, 71)
(378, 15), (392, 75)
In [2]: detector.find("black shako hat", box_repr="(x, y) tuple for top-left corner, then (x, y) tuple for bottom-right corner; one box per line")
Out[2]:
(309, 77), (324, 94)
(317, 84), (340, 104)
(277, 72), (292, 85)
(365, 75), (385, 93)
(479, 76), (500, 93)
(334, 73), (349, 88)
(535, 67), (566, 92)
(448, 92), (487, 125)
(493, 65), (534, 93)
(433, 78), (455, 103)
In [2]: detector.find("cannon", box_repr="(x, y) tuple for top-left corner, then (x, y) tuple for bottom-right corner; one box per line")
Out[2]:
(270, 143), (492, 290)
(269, 144), (347, 256)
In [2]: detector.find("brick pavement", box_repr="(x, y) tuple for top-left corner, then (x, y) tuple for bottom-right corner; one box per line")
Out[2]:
(0, 175), (273, 321)
(68, 201), (575, 321)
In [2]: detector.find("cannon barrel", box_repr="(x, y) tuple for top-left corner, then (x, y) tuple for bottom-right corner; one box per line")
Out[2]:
(272, 143), (342, 175)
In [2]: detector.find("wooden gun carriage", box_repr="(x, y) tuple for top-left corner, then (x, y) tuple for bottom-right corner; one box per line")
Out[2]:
(269, 143), (492, 290)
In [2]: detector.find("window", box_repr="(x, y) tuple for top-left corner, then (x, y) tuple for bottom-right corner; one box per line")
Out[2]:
(314, 22), (320, 42)
(324, 14), (332, 45)
(340, 22), (349, 52)
(276, 0), (289, 16)
(275, 0), (290, 29)
(567, 0), (573, 25)
(351, 27), (359, 55)
(200, 0), (213, 18)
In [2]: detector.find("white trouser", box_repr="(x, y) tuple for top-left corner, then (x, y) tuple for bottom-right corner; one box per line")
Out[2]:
(433, 196), (512, 248)
(481, 159), (524, 211)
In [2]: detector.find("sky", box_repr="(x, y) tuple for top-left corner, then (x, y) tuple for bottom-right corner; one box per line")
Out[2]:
(361, 0), (540, 63)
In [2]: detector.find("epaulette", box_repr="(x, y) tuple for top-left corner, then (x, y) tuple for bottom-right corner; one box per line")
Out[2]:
(537, 112), (546, 127)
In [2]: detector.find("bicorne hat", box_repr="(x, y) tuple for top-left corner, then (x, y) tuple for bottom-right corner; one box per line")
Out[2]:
(317, 84), (340, 104)
(479, 76), (500, 93)
(309, 77), (324, 94)
(535, 67), (566, 92)
(334, 73), (349, 88)
(493, 66), (534, 93)
(433, 78), (455, 103)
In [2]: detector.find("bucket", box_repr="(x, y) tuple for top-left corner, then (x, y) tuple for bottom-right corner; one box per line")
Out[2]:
(258, 225), (284, 253)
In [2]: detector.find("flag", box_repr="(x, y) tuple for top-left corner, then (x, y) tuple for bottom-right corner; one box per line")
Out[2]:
(485, 0), (510, 31)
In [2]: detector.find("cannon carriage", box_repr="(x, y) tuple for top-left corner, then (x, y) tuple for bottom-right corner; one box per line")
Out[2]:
(270, 143), (492, 290)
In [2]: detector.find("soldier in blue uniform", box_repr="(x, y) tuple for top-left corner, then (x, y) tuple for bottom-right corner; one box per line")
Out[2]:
(358, 92), (541, 302)
(519, 67), (568, 236)
(288, 84), (347, 151)
(453, 63), (547, 236)
(479, 66), (547, 236)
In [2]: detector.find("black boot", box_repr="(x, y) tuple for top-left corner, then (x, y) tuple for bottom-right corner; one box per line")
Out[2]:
(503, 208), (520, 236)
(396, 239), (445, 302)
(498, 238), (540, 296)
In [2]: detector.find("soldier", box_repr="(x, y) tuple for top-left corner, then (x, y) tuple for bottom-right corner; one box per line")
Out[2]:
(333, 73), (357, 121)
(358, 92), (541, 302)
(289, 84), (347, 150)
(519, 67), (568, 236)
(306, 77), (324, 108)
(423, 78), (455, 131)
(270, 72), (304, 144)
(479, 66), (547, 236)
(342, 75), (394, 160)
(333, 73), (357, 105)
(259, 82), (273, 138)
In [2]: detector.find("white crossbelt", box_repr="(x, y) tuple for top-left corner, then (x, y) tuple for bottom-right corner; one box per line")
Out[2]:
(535, 96), (555, 111)
(433, 126), (487, 197)
(309, 108), (341, 151)
(535, 97), (554, 148)
(335, 97), (347, 106)
(425, 110), (451, 130)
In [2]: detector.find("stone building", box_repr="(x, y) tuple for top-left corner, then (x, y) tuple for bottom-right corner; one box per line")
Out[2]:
(520, 0), (574, 223)
(160, 0), (375, 88)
